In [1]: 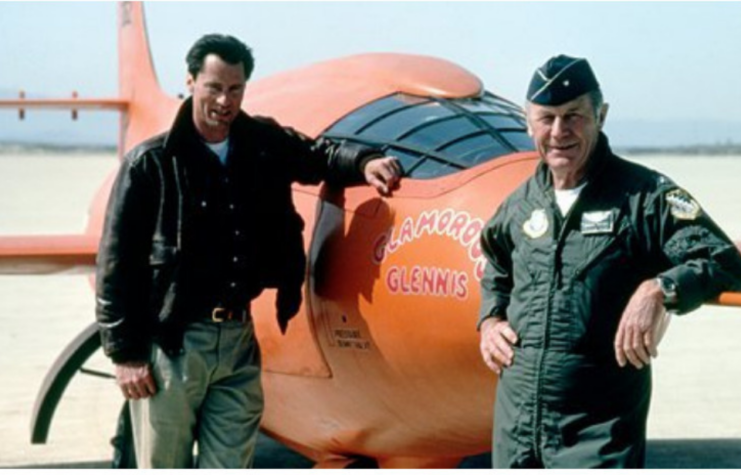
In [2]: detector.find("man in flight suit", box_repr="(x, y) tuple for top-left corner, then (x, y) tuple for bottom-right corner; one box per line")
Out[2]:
(477, 54), (741, 468)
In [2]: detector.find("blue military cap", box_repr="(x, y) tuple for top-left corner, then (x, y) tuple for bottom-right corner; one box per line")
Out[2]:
(527, 55), (600, 106)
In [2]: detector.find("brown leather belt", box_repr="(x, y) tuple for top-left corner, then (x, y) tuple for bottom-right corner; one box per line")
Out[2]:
(211, 307), (250, 323)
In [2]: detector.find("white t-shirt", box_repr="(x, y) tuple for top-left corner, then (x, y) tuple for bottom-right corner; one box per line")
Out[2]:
(205, 138), (230, 166)
(554, 182), (587, 216)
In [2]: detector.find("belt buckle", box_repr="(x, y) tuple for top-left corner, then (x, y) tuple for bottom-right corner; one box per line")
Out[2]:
(212, 307), (231, 322)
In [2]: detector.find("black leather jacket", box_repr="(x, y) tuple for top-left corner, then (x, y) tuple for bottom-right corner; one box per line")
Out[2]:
(96, 98), (379, 363)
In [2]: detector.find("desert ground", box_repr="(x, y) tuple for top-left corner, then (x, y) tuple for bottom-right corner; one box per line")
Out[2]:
(1, 152), (740, 468)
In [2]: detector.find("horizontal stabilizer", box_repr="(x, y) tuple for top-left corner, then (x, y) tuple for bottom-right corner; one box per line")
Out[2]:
(0, 235), (98, 275)
(0, 98), (128, 111)
(0, 97), (128, 121)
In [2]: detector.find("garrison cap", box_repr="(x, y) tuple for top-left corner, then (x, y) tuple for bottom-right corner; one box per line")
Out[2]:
(527, 55), (600, 106)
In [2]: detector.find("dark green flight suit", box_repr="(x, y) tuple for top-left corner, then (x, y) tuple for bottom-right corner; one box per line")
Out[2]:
(479, 134), (741, 468)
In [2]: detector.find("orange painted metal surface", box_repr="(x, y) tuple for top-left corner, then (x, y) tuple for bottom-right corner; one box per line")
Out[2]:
(714, 291), (741, 307)
(0, 235), (98, 275)
(244, 53), (483, 138)
(254, 154), (540, 462)
(0, 1), (740, 468)
(0, 98), (128, 111)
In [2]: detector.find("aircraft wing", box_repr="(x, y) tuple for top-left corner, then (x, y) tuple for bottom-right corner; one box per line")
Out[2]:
(716, 291), (741, 307)
(719, 243), (741, 307)
(0, 235), (98, 275)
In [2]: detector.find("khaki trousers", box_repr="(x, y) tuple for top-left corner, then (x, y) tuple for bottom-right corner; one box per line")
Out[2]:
(130, 320), (263, 468)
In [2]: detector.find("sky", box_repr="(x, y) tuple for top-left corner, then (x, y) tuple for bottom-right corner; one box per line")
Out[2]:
(1, 1), (741, 147)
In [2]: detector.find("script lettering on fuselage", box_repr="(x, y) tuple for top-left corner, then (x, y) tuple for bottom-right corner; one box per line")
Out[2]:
(386, 265), (469, 300)
(373, 209), (487, 300)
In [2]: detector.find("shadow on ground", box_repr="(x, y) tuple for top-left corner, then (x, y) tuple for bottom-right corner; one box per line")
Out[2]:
(12, 436), (741, 468)
(460, 439), (741, 469)
(645, 439), (741, 468)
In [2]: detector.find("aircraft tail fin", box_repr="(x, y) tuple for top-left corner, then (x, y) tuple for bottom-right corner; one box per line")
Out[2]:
(118, 2), (159, 103)
(117, 2), (177, 155)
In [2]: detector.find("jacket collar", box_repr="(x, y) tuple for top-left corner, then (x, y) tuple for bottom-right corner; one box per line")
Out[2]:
(163, 97), (252, 158)
(534, 132), (612, 192)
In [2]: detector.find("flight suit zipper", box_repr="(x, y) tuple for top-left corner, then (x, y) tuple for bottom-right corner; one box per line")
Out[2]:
(532, 200), (577, 462)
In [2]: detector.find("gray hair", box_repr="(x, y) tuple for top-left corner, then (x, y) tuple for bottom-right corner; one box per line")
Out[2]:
(586, 89), (604, 118)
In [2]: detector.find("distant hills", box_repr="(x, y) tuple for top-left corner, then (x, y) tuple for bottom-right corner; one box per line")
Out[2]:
(615, 143), (741, 156)
(0, 141), (115, 155)
(1, 97), (740, 155)
(3, 140), (739, 158)
(607, 119), (741, 155)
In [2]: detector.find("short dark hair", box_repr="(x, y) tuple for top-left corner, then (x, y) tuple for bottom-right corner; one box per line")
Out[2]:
(186, 34), (254, 80)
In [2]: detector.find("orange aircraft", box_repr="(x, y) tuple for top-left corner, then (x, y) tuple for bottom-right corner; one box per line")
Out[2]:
(1, 2), (740, 469)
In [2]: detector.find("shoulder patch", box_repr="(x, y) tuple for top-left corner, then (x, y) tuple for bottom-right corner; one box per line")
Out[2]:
(666, 189), (701, 220)
(523, 209), (549, 239)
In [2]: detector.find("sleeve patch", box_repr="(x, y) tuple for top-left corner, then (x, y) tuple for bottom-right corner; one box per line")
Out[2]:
(665, 225), (726, 260)
(666, 189), (701, 220)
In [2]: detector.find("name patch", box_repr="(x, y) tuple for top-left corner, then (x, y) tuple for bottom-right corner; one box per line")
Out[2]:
(581, 210), (615, 235)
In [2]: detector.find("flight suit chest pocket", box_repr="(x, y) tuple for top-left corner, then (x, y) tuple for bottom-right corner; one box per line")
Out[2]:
(508, 233), (553, 338)
(513, 208), (556, 281)
(565, 217), (638, 350)
(570, 217), (631, 282)
(512, 236), (552, 287)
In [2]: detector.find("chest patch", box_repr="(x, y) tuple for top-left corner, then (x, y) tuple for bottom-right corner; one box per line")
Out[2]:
(666, 189), (701, 220)
(581, 210), (615, 235)
(523, 209), (549, 239)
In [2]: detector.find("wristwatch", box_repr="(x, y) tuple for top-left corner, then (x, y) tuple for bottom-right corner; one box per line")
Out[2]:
(656, 275), (678, 307)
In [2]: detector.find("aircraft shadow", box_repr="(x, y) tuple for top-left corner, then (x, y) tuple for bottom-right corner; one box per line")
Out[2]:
(644, 439), (741, 469)
(256, 436), (741, 469)
(459, 439), (741, 469)
(11, 436), (741, 468)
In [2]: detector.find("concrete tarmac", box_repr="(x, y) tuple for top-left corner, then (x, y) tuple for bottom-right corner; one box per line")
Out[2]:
(1, 152), (740, 468)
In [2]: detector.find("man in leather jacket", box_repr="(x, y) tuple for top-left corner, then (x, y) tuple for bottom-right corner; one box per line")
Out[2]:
(477, 55), (741, 468)
(95, 34), (400, 468)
